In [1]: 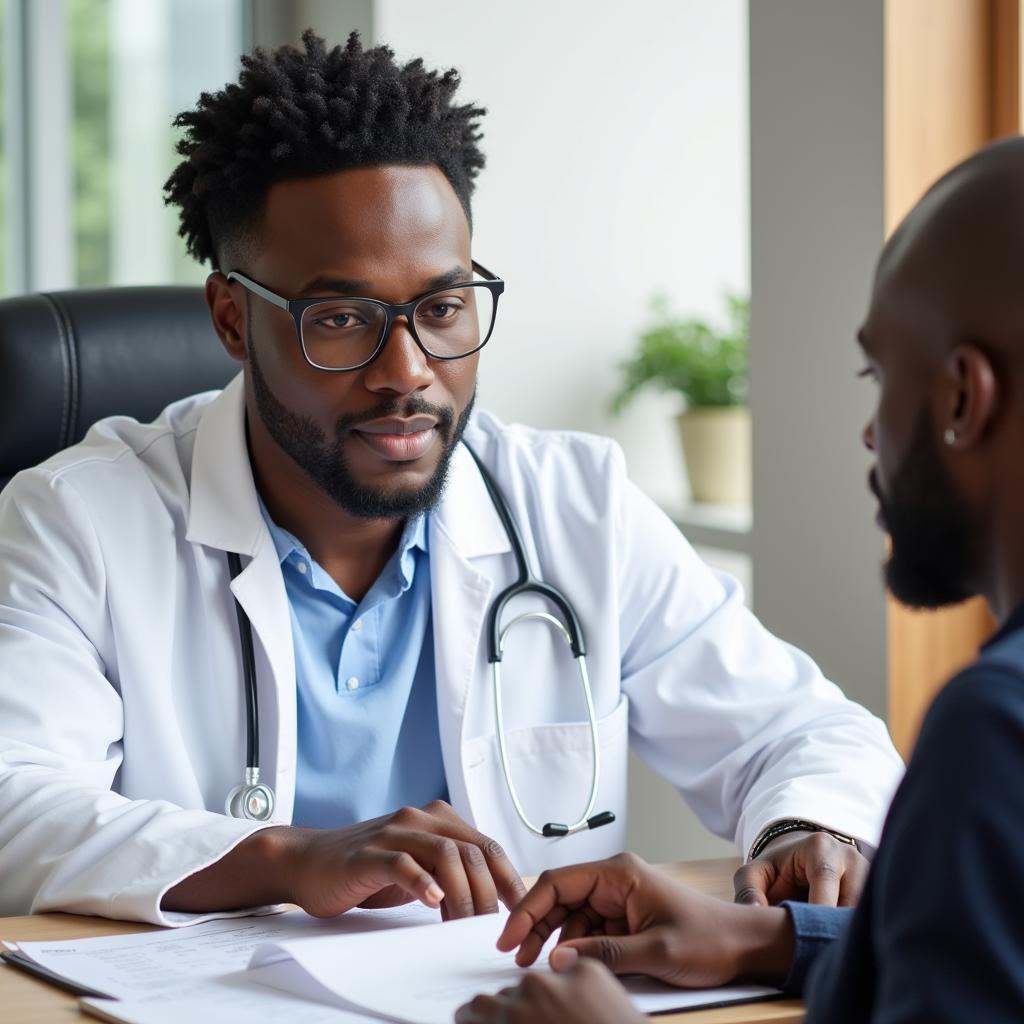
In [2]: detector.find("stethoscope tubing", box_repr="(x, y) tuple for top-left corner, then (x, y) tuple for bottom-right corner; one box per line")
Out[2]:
(227, 550), (259, 771)
(492, 611), (601, 836)
(225, 440), (612, 835)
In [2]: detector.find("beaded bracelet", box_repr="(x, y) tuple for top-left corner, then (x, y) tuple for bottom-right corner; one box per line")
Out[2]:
(748, 817), (858, 862)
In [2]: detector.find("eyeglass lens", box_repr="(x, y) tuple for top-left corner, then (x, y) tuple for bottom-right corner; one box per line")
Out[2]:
(300, 283), (497, 370)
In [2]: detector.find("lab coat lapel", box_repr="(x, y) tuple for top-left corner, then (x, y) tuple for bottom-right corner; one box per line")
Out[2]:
(429, 440), (511, 822)
(185, 374), (297, 822)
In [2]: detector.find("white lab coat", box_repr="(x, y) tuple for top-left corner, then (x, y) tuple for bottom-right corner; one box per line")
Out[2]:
(0, 376), (903, 925)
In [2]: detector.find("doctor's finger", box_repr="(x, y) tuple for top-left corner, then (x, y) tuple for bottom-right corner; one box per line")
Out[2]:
(732, 861), (772, 907)
(463, 829), (526, 909)
(421, 836), (478, 921)
(344, 849), (445, 912)
(837, 854), (869, 907)
(418, 804), (526, 910)
(456, 840), (501, 916)
(374, 827), (476, 920)
(805, 860), (842, 906)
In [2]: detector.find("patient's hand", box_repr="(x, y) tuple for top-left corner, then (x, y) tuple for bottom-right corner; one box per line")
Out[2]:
(455, 958), (644, 1024)
(493, 852), (793, 990)
(733, 831), (869, 907)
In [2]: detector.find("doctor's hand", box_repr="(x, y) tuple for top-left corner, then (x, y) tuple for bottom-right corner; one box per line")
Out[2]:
(163, 800), (526, 921)
(280, 800), (527, 920)
(455, 958), (644, 1024)
(733, 830), (869, 908)
(494, 853), (793, 989)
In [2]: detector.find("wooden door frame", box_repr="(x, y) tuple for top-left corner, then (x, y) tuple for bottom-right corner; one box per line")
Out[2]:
(884, 0), (1019, 756)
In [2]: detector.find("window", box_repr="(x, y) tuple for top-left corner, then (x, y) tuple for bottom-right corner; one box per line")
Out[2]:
(2, 0), (246, 296)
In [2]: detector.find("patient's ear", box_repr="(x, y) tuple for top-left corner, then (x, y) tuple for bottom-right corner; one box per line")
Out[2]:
(942, 343), (998, 449)
(205, 273), (247, 362)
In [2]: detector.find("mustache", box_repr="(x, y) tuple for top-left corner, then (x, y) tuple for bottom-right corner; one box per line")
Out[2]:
(868, 468), (883, 503)
(335, 397), (455, 440)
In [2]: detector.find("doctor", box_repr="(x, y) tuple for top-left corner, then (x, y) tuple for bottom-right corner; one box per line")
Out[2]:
(0, 32), (901, 926)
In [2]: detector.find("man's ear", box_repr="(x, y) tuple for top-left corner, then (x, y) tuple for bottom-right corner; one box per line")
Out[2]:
(205, 272), (247, 362)
(942, 343), (998, 449)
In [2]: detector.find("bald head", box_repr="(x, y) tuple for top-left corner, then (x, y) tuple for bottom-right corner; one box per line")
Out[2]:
(876, 137), (1024, 363)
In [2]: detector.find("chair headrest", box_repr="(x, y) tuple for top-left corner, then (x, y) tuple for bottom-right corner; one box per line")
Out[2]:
(0, 286), (238, 487)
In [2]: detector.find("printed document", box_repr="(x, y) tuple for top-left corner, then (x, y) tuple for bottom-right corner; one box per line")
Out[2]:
(8, 903), (780, 1022)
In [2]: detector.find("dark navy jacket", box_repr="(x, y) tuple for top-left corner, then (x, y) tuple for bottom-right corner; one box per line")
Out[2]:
(786, 603), (1024, 1022)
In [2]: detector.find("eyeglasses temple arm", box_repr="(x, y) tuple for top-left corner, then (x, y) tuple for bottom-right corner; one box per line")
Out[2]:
(471, 260), (499, 281)
(226, 271), (290, 312)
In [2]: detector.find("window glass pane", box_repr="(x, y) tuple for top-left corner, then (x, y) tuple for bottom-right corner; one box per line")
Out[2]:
(0, 0), (9, 296)
(70, 0), (111, 286)
(68, 0), (245, 287)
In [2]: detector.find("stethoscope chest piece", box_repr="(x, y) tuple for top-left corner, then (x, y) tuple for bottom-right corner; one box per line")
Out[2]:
(225, 551), (278, 823)
(225, 768), (276, 821)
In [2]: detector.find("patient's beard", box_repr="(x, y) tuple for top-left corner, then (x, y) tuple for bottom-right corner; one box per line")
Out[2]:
(878, 408), (976, 609)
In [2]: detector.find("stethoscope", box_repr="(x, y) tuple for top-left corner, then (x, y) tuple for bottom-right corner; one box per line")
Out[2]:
(225, 442), (615, 840)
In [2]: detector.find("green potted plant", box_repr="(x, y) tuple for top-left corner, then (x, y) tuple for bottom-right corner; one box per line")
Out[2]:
(611, 293), (750, 504)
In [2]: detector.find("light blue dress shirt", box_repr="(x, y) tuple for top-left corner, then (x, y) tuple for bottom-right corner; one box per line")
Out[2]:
(260, 504), (448, 828)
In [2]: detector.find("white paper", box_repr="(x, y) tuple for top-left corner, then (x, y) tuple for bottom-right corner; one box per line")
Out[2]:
(11, 902), (437, 1002)
(14, 901), (780, 1022)
(80, 972), (369, 1024)
(621, 975), (783, 1012)
(249, 910), (781, 1023)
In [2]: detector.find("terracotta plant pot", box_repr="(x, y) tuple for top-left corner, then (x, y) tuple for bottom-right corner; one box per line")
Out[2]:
(676, 406), (751, 504)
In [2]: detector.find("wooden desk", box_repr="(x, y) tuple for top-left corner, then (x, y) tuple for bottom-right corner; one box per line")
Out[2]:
(0, 857), (804, 1023)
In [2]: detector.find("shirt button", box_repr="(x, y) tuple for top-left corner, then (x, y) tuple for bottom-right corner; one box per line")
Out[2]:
(346, 676), (360, 691)
(351, 619), (363, 632)
(296, 561), (308, 574)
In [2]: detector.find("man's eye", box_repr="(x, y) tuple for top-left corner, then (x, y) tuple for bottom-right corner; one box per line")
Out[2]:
(314, 310), (365, 329)
(857, 366), (877, 381)
(420, 300), (464, 321)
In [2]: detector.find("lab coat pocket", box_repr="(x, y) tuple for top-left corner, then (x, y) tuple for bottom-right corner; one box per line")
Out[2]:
(462, 694), (630, 874)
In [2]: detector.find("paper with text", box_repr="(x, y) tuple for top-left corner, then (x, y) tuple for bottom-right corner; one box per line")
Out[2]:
(10, 902), (436, 1003)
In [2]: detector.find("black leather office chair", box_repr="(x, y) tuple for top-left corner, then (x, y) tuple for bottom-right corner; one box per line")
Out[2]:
(0, 287), (238, 490)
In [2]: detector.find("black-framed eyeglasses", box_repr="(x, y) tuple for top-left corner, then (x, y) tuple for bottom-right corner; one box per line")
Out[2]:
(226, 261), (504, 372)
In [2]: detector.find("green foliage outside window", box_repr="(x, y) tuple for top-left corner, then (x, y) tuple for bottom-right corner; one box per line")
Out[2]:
(0, 3), (7, 294)
(71, 0), (112, 287)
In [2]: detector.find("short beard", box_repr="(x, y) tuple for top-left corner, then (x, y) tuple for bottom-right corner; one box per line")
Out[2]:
(877, 408), (975, 609)
(248, 342), (474, 520)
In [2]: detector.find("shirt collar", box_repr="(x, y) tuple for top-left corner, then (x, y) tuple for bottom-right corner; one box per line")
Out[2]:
(984, 601), (1024, 649)
(258, 495), (428, 589)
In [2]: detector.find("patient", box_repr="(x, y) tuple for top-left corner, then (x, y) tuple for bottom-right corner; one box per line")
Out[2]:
(457, 136), (1024, 1023)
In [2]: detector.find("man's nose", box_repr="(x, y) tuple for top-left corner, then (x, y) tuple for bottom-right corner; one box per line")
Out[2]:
(862, 417), (876, 451)
(363, 317), (434, 395)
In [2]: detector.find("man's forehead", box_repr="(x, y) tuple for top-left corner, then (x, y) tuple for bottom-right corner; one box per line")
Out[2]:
(263, 165), (466, 227)
(253, 165), (472, 289)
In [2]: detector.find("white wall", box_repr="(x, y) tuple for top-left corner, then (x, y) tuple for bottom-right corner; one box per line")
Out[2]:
(372, 1), (747, 862)
(374, 0), (749, 509)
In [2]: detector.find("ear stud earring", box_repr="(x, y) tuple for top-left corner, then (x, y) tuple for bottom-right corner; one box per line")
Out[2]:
(944, 428), (957, 446)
